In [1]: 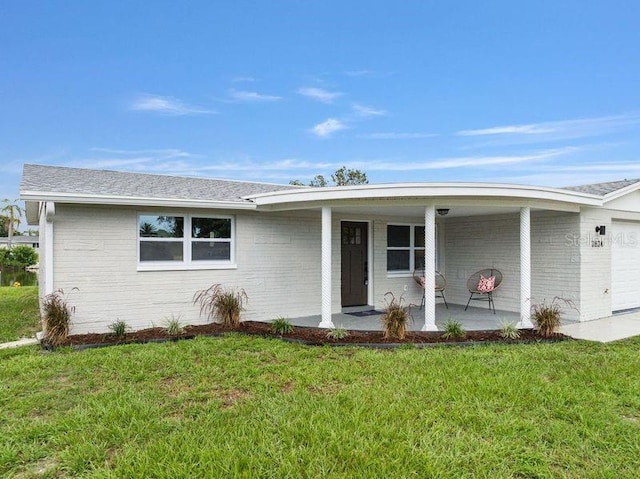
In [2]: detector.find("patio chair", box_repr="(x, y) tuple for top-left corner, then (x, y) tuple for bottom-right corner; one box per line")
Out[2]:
(413, 269), (448, 310)
(464, 268), (503, 314)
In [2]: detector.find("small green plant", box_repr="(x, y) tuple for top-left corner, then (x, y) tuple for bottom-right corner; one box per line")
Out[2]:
(531, 297), (575, 338)
(163, 314), (184, 336)
(41, 288), (77, 346)
(326, 326), (349, 340)
(442, 319), (465, 340)
(380, 292), (412, 340)
(499, 320), (521, 340)
(271, 317), (294, 335)
(193, 284), (248, 328)
(109, 319), (129, 338)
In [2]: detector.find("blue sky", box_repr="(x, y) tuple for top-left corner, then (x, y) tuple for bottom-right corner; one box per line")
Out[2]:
(2, 1), (640, 203)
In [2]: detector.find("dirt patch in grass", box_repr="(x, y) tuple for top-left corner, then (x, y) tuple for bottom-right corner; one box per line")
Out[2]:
(54, 321), (567, 348)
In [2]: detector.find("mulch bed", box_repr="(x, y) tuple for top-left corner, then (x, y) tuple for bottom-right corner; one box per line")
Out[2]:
(55, 321), (567, 349)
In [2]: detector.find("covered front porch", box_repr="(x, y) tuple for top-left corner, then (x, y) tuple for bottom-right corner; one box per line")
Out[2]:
(247, 183), (600, 330)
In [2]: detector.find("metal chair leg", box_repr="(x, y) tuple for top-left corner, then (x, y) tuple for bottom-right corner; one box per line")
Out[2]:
(465, 293), (473, 311)
(442, 291), (449, 309)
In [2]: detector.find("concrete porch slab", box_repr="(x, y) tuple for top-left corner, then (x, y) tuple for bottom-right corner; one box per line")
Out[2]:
(290, 303), (522, 331)
(560, 311), (640, 343)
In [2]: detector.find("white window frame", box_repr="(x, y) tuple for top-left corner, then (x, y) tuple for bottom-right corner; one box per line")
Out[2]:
(137, 213), (236, 271)
(386, 223), (437, 277)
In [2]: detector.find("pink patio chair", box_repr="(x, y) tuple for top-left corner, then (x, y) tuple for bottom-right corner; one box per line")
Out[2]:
(464, 268), (503, 314)
(413, 269), (448, 310)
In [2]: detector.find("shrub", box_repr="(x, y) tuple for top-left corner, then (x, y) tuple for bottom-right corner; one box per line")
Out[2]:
(499, 321), (521, 340)
(194, 284), (248, 328)
(380, 292), (412, 340)
(163, 315), (184, 336)
(42, 288), (77, 346)
(109, 319), (129, 338)
(326, 327), (349, 340)
(271, 317), (294, 335)
(531, 297), (574, 338)
(442, 319), (465, 340)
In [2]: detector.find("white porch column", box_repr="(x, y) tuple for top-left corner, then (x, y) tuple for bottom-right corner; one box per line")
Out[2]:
(422, 204), (438, 331)
(319, 207), (335, 328)
(517, 206), (534, 328)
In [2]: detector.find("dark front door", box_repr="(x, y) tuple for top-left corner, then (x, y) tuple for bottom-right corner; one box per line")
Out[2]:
(341, 221), (368, 306)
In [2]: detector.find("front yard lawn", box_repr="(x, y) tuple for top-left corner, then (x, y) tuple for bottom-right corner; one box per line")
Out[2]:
(0, 286), (40, 342)
(1, 335), (639, 477)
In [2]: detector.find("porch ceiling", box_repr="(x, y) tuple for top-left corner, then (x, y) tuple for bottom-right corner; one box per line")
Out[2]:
(333, 204), (523, 218)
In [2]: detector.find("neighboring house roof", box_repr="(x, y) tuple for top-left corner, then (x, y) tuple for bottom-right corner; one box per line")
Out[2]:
(564, 179), (640, 196)
(20, 164), (299, 207)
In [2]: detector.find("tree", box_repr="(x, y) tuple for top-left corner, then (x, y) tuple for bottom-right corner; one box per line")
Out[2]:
(290, 166), (368, 187)
(0, 199), (25, 248)
(331, 166), (368, 186)
(0, 245), (38, 268)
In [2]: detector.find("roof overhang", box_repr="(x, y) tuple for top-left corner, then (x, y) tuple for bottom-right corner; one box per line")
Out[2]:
(19, 191), (257, 211)
(244, 183), (602, 212)
(602, 181), (640, 203)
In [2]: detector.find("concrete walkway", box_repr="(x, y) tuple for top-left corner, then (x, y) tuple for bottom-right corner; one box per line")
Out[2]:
(560, 310), (640, 343)
(0, 337), (39, 349)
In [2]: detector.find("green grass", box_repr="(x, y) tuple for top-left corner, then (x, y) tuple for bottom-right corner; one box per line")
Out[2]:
(0, 286), (40, 342)
(1, 336), (640, 477)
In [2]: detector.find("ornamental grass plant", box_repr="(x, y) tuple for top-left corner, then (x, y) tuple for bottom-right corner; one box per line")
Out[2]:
(42, 288), (77, 346)
(380, 292), (412, 340)
(194, 284), (248, 328)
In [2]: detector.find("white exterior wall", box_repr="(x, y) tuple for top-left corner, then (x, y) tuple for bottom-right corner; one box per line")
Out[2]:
(443, 212), (580, 320)
(578, 207), (612, 321)
(53, 205), (324, 334)
(52, 203), (625, 333)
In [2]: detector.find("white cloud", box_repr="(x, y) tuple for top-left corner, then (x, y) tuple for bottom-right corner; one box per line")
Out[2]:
(297, 87), (343, 104)
(229, 90), (282, 102)
(457, 113), (640, 139)
(458, 125), (555, 136)
(352, 103), (386, 117)
(359, 132), (436, 140)
(231, 76), (256, 82)
(311, 118), (348, 138)
(69, 148), (201, 172)
(344, 70), (374, 77)
(335, 147), (577, 171)
(130, 94), (214, 115)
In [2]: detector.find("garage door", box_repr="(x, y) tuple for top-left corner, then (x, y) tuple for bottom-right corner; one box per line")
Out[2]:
(611, 221), (640, 311)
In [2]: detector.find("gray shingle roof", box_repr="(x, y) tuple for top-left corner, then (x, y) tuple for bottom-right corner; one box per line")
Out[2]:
(20, 164), (299, 203)
(563, 178), (640, 196)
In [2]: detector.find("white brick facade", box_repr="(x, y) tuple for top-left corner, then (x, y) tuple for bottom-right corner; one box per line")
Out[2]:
(44, 203), (637, 334)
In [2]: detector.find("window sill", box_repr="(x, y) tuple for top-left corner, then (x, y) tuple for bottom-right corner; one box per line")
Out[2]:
(386, 272), (412, 279)
(137, 263), (238, 272)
